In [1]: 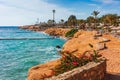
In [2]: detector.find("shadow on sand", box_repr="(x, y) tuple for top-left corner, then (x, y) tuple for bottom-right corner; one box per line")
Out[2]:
(105, 73), (120, 80)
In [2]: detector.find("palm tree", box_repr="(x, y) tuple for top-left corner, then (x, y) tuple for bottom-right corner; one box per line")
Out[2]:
(101, 14), (118, 26)
(77, 19), (85, 25)
(91, 10), (100, 29)
(61, 19), (64, 23)
(52, 9), (56, 25)
(67, 15), (77, 27)
(47, 19), (53, 25)
(117, 16), (120, 26)
(61, 19), (64, 28)
(86, 16), (95, 29)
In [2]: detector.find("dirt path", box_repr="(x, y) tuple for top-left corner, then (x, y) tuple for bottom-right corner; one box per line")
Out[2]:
(100, 49), (120, 80)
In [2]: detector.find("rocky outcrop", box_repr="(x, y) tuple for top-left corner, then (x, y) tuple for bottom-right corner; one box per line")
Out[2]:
(27, 28), (120, 80)
(20, 25), (46, 31)
(62, 31), (109, 56)
(44, 28), (70, 37)
(28, 60), (60, 80)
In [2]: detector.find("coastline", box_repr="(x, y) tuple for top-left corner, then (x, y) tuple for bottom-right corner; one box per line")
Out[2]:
(41, 31), (68, 40)
(20, 26), (120, 80)
(19, 26), (69, 40)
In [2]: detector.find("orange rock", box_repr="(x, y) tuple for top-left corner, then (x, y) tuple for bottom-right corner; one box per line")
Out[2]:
(27, 28), (120, 80)
(44, 28), (70, 37)
(28, 60), (60, 80)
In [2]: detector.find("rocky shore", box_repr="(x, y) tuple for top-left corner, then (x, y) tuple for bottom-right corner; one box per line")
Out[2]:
(44, 28), (70, 37)
(20, 26), (120, 80)
(20, 25), (47, 31)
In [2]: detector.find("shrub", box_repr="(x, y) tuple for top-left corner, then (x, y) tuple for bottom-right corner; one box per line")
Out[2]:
(65, 28), (78, 37)
(53, 44), (102, 75)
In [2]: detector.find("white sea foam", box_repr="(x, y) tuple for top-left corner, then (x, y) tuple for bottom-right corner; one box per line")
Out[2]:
(0, 27), (65, 80)
(39, 46), (55, 52)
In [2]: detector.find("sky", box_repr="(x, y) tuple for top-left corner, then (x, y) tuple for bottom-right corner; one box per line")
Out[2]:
(0, 0), (120, 26)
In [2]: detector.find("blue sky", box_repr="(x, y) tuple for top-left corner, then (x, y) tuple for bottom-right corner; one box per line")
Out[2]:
(0, 0), (120, 26)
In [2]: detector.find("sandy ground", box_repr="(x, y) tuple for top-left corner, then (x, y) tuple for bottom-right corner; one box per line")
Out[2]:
(62, 32), (120, 80)
(27, 28), (120, 80)
(100, 49), (120, 80)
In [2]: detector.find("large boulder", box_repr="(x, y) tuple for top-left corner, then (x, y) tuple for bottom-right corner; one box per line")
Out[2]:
(28, 60), (60, 80)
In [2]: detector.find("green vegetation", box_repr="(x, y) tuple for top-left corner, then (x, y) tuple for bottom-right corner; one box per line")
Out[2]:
(87, 16), (95, 23)
(35, 10), (120, 29)
(67, 15), (77, 26)
(100, 14), (119, 26)
(92, 11), (100, 29)
(65, 28), (78, 37)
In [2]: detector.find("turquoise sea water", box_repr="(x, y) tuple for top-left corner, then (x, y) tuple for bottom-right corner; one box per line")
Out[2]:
(0, 27), (65, 80)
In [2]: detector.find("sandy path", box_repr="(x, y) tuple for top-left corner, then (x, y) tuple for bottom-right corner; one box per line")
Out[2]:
(100, 49), (120, 80)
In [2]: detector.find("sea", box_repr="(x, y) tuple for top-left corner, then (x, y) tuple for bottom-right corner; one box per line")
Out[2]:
(0, 26), (65, 80)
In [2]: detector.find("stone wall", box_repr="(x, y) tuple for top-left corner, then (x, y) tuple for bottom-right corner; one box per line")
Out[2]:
(45, 61), (106, 80)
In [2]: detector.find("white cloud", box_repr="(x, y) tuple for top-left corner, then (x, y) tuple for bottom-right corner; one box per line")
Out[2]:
(89, 0), (120, 16)
(0, 0), (84, 26)
(103, 0), (119, 4)
(88, 3), (101, 10)
(92, 0), (119, 4)
(100, 9), (120, 15)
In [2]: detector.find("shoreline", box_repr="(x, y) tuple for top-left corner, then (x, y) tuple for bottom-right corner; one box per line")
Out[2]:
(42, 31), (68, 40)
(19, 26), (69, 40)
(20, 26), (120, 80)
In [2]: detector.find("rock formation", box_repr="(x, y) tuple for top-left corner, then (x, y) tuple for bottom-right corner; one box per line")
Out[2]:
(27, 28), (120, 80)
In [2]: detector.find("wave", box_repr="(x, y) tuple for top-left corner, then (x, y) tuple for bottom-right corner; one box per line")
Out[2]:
(0, 27), (65, 80)
(39, 46), (56, 52)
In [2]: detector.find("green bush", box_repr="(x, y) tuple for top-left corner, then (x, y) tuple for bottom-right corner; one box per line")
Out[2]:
(65, 28), (78, 37)
(53, 44), (103, 75)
